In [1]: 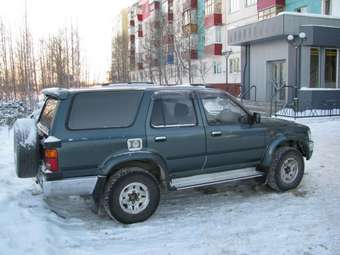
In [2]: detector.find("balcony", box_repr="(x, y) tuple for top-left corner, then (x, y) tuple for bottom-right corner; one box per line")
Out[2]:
(204, 44), (222, 55)
(163, 34), (174, 44)
(183, 24), (198, 34)
(167, 52), (174, 64)
(149, 1), (160, 10)
(182, 9), (197, 34)
(183, 0), (197, 10)
(204, 14), (222, 28)
(129, 41), (135, 49)
(137, 63), (143, 70)
(257, 0), (285, 11)
(137, 14), (143, 21)
(189, 49), (198, 59)
(168, 13), (174, 23)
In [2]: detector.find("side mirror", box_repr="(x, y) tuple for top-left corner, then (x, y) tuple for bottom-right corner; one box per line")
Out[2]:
(252, 112), (261, 124)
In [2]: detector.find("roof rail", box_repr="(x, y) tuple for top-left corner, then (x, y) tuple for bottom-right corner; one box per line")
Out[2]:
(101, 81), (154, 86)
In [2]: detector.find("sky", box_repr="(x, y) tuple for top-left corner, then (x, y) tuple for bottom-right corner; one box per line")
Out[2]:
(0, 0), (135, 82)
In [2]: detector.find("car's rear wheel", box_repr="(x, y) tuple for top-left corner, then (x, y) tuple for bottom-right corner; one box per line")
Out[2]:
(103, 167), (160, 224)
(267, 147), (304, 192)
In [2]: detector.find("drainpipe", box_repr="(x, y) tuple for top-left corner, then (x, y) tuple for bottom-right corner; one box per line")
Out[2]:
(242, 45), (249, 100)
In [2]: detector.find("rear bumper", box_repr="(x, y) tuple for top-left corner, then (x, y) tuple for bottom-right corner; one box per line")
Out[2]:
(37, 173), (97, 197)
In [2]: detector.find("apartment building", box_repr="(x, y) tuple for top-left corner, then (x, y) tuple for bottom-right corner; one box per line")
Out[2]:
(125, 0), (340, 105)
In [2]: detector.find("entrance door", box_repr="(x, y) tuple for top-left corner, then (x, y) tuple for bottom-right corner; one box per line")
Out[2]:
(267, 60), (288, 102)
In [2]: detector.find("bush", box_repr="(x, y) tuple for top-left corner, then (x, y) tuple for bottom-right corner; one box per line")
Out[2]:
(0, 101), (30, 126)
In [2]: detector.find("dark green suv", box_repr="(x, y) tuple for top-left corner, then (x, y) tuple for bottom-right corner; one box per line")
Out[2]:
(14, 84), (313, 224)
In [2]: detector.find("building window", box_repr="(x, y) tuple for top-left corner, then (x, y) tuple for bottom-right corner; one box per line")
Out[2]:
(213, 61), (222, 74)
(324, 0), (332, 15)
(310, 48), (320, 88)
(324, 49), (337, 88)
(205, 0), (222, 15)
(205, 0), (214, 15)
(229, 58), (240, 73)
(183, 10), (196, 26)
(205, 27), (221, 45)
(258, 6), (284, 20)
(246, 0), (257, 7)
(183, 10), (191, 25)
(230, 0), (240, 13)
(215, 27), (222, 43)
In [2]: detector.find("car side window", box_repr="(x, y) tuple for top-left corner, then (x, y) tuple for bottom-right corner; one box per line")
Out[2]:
(68, 91), (143, 130)
(151, 92), (197, 127)
(201, 92), (247, 125)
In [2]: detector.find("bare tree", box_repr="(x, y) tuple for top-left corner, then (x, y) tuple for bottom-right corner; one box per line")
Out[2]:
(0, 18), (88, 102)
(109, 28), (129, 83)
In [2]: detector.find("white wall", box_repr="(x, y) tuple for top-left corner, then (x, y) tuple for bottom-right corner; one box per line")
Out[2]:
(332, 0), (340, 16)
(222, 0), (258, 85)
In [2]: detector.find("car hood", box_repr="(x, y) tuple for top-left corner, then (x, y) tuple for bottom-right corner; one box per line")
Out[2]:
(260, 117), (309, 134)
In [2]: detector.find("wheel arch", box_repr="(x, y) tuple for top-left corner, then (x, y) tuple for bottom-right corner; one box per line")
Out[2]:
(98, 151), (170, 188)
(261, 136), (306, 168)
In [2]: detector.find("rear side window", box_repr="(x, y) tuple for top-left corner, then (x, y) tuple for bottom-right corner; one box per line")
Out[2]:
(151, 92), (197, 127)
(68, 91), (143, 130)
(39, 98), (59, 133)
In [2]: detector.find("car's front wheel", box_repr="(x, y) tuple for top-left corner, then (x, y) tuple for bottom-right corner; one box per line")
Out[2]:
(103, 167), (160, 224)
(267, 147), (304, 192)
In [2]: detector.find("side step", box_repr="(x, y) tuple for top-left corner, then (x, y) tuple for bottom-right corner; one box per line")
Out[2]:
(170, 168), (265, 190)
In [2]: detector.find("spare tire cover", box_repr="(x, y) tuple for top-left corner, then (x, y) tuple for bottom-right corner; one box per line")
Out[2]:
(13, 118), (40, 178)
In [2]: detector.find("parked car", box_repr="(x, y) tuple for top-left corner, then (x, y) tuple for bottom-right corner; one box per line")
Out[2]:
(13, 84), (314, 224)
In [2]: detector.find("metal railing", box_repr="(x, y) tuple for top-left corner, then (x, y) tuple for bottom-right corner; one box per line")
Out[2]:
(270, 81), (297, 117)
(270, 81), (340, 118)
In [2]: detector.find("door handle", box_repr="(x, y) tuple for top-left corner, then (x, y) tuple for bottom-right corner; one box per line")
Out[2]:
(211, 131), (222, 137)
(155, 136), (167, 142)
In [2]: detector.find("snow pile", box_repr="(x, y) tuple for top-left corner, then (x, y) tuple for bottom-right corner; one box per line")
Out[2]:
(0, 118), (340, 255)
(0, 101), (30, 126)
(276, 107), (340, 118)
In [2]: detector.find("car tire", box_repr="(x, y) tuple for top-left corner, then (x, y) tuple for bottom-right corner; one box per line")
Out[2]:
(267, 146), (304, 192)
(13, 118), (40, 178)
(103, 167), (160, 224)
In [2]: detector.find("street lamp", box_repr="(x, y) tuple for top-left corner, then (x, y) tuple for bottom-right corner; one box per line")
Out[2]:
(222, 49), (233, 87)
(287, 32), (307, 98)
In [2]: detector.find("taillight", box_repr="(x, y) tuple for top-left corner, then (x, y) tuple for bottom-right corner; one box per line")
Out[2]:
(44, 149), (59, 172)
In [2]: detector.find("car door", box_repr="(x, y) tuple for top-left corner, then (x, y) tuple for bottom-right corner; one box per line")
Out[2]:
(198, 90), (266, 172)
(146, 90), (206, 178)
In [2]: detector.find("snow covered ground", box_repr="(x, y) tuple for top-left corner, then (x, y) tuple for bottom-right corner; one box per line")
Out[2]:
(0, 118), (340, 255)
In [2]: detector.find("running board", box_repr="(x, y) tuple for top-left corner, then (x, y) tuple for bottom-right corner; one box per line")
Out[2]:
(170, 168), (265, 190)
